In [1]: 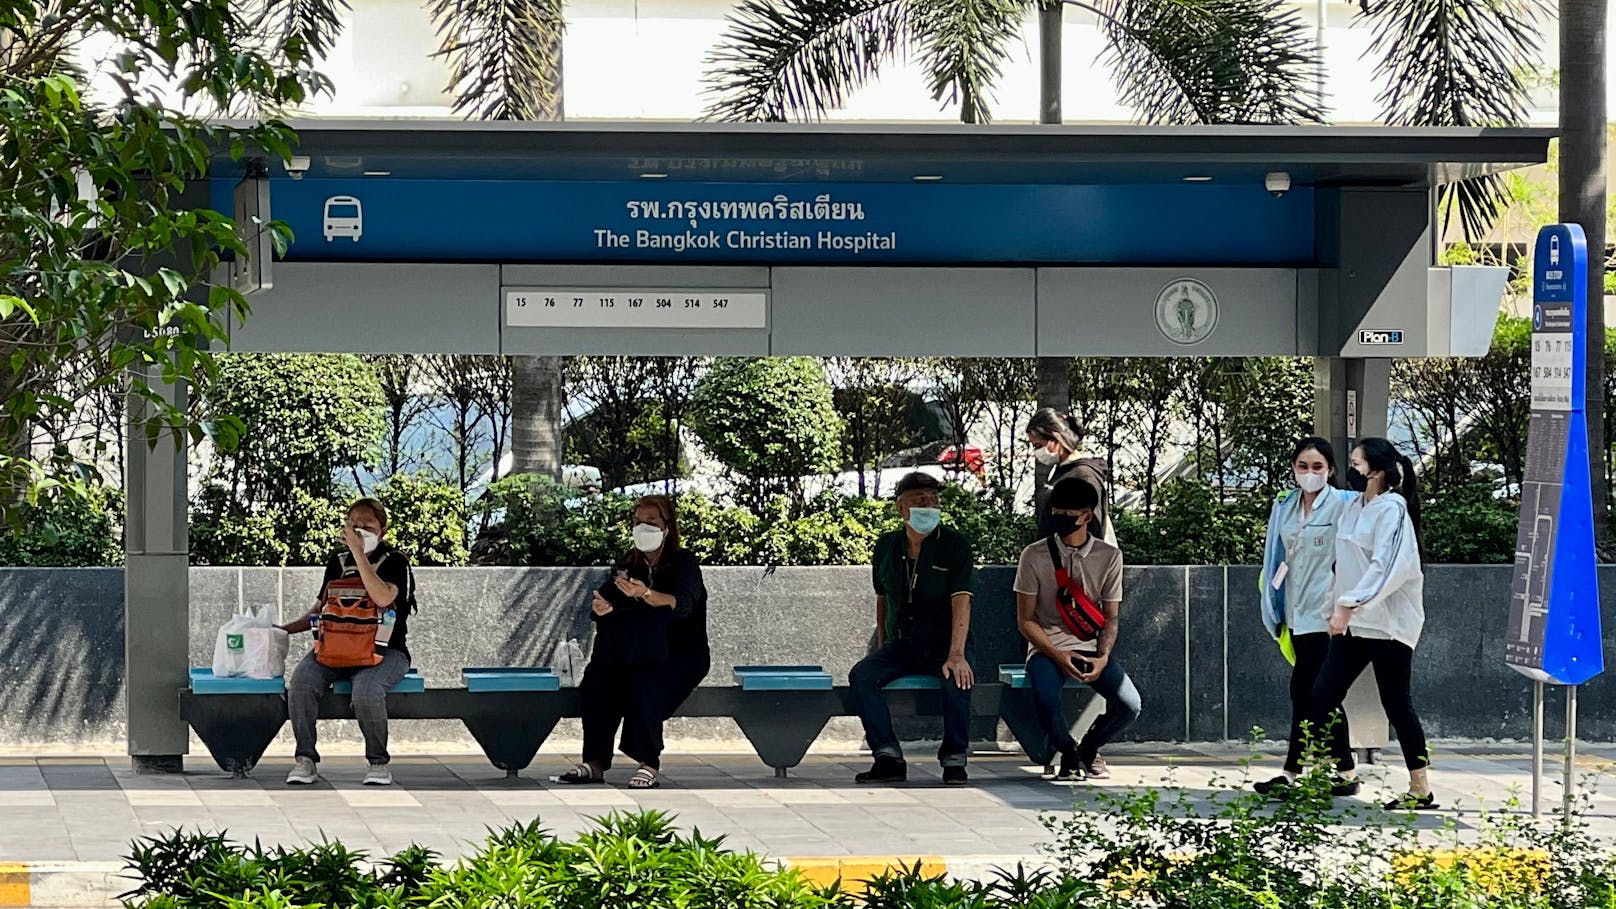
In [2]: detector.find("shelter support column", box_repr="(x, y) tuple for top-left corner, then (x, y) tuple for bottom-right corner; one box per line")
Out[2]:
(1313, 357), (1390, 459)
(125, 369), (189, 773)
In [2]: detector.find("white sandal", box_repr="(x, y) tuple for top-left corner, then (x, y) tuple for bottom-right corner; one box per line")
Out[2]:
(627, 766), (660, 789)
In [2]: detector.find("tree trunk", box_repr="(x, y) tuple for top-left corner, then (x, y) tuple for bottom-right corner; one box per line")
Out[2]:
(509, 355), (564, 480)
(1033, 4), (1072, 496)
(1561, 0), (1609, 542)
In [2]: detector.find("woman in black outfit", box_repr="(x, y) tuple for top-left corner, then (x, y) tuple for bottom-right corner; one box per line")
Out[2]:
(1025, 408), (1112, 542)
(558, 495), (709, 789)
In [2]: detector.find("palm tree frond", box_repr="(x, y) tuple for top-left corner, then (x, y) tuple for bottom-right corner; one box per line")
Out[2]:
(702, 0), (912, 122)
(1083, 0), (1324, 125)
(252, 0), (350, 63)
(911, 0), (1028, 123)
(1364, 0), (1547, 241)
(428, 0), (565, 120)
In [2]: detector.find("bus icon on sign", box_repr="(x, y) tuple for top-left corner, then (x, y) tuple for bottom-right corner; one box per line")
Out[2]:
(1549, 234), (1561, 265)
(323, 195), (363, 242)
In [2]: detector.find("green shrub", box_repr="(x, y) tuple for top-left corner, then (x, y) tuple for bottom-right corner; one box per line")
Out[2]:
(690, 357), (843, 507)
(123, 812), (836, 909)
(377, 473), (469, 566)
(1112, 479), (1269, 565)
(476, 474), (633, 566)
(940, 484), (1036, 565)
(189, 485), (289, 567)
(0, 484), (122, 566)
(1421, 480), (1517, 564)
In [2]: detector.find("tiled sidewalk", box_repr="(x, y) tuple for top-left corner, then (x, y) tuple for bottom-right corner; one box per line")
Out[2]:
(2, 743), (1614, 864)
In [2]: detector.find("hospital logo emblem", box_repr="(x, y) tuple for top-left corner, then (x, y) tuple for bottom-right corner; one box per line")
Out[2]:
(1155, 278), (1218, 346)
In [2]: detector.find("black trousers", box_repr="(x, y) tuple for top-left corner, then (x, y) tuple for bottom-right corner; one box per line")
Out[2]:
(580, 659), (669, 770)
(1284, 632), (1352, 774)
(1308, 634), (1430, 772)
(663, 651), (710, 720)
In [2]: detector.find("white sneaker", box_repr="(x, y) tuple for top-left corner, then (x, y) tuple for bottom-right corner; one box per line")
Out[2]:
(363, 764), (393, 786)
(286, 757), (319, 785)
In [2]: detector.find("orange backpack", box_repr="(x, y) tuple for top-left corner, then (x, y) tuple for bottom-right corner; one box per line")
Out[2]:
(314, 554), (401, 668)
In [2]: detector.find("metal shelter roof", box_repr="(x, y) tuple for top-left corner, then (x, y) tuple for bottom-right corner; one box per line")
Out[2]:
(213, 120), (1555, 187)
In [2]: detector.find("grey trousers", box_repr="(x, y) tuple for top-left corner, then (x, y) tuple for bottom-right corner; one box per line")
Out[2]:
(288, 649), (409, 765)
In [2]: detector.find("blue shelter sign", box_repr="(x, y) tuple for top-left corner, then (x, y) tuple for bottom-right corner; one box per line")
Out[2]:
(212, 179), (1315, 265)
(1506, 224), (1604, 685)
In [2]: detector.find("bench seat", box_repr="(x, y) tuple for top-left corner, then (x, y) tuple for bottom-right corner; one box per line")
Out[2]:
(883, 674), (942, 691)
(998, 664), (1083, 689)
(733, 665), (833, 691)
(187, 667), (426, 694)
(462, 667), (561, 692)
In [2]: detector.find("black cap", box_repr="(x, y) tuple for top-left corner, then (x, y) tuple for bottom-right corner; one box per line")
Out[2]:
(894, 471), (943, 498)
(1049, 476), (1099, 511)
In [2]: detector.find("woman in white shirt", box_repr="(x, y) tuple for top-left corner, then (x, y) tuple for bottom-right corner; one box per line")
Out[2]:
(1306, 437), (1434, 810)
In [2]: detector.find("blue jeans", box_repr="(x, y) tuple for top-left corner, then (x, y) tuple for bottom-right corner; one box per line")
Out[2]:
(849, 642), (972, 767)
(1026, 651), (1141, 759)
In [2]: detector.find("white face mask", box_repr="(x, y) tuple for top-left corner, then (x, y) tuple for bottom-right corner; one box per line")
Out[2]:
(632, 523), (666, 553)
(1033, 446), (1061, 467)
(1295, 471), (1329, 494)
(357, 529), (380, 554)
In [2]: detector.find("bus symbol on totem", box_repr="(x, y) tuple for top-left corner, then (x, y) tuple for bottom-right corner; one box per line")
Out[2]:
(323, 195), (364, 242)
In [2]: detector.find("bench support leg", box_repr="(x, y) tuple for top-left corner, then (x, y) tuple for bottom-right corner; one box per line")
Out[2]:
(182, 694), (287, 777)
(999, 689), (1058, 770)
(730, 692), (839, 777)
(461, 705), (560, 777)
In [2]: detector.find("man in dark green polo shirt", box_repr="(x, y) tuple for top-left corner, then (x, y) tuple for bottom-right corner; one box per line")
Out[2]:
(849, 471), (977, 786)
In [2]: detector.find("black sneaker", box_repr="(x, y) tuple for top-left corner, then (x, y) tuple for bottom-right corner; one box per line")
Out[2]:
(1331, 777), (1362, 797)
(1054, 750), (1085, 782)
(1081, 753), (1110, 780)
(855, 756), (907, 784)
(1384, 791), (1438, 811)
(942, 766), (968, 786)
(1254, 774), (1292, 796)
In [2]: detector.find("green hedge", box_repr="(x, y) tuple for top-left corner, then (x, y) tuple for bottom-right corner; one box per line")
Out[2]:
(119, 785), (1616, 909)
(0, 484), (123, 567)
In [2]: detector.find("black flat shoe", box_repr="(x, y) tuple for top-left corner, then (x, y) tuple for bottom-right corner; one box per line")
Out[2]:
(1383, 792), (1438, 811)
(1254, 775), (1291, 796)
(1054, 750), (1085, 782)
(1331, 777), (1362, 797)
(855, 756), (907, 784)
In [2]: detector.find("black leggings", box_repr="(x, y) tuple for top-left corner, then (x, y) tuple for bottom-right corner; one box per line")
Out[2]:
(1308, 635), (1430, 772)
(581, 659), (669, 770)
(1284, 632), (1352, 774)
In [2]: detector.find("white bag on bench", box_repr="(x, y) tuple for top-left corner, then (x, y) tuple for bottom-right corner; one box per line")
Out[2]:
(212, 607), (290, 679)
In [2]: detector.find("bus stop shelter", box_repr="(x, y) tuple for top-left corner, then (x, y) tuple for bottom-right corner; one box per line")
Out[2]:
(125, 121), (1553, 771)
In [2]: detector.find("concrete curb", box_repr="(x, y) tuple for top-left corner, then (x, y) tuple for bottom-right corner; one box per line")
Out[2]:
(0, 856), (1052, 906)
(0, 863), (126, 908)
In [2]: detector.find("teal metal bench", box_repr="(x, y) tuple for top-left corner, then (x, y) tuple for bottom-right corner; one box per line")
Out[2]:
(884, 675), (943, 690)
(995, 662), (1091, 772)
(334, 669), (425, 694)
(998, 664), (1083, 689)
(733, 665), (833, 691)
(462, 667), (562, 692)
(189, 668), (285, 695)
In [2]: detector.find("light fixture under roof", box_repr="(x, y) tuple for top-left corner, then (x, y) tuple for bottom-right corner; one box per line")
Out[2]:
(363, 170), (391, 177)
(912, 174), (944, 181)
(640, 172), (669, 179)
(1182, 175), (1213, 182)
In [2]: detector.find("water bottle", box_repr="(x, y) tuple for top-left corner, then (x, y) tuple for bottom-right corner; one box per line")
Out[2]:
(377, 608), (396, 647)
(308, 612), (320, 639)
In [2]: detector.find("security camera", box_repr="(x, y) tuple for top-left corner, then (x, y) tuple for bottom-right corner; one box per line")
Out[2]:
(1265, 171), (1291, 198)
(285, 156), (311, 180)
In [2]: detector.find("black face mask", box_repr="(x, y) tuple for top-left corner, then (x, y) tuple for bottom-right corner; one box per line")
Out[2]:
(1346, 469), (1369, 493)
(1050, 513), (1088, 537)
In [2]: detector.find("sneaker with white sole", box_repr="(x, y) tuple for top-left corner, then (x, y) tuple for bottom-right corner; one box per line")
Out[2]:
(286, 757), (319, 785)
(363, 764), (393, 786)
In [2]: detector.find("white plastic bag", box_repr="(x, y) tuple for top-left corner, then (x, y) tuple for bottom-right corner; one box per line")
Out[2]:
(211, 610), (257, 678)
(211, 607), (287, 678)
(241, 621), (290, 680)
(553, 637), (585, 687)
